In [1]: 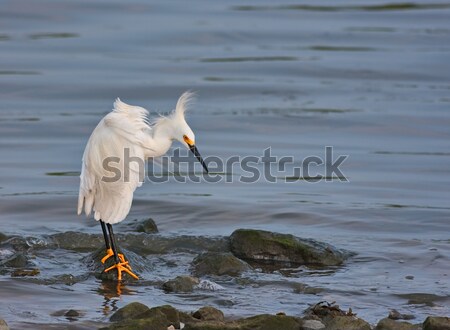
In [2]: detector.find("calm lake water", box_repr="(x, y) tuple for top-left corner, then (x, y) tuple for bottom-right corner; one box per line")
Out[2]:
(1, 0), (449, 328)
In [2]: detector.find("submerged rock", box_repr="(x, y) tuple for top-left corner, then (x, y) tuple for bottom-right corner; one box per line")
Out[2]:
(191, 252), (250, 276)
(423, 316), (450, 330)
(388, 309), (415, 320)
(162, 275), (199, 293)
(0, 253), (29, 268)
(230, 229), (347, 267)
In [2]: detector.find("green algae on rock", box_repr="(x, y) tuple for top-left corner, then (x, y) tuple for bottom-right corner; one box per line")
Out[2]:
(162, 275), (199, 293)
(191, 252), (250, 276)
(230, 229), (348, 267)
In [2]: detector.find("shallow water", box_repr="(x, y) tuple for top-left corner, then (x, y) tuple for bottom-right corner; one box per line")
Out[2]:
(1, 0), (450, 328)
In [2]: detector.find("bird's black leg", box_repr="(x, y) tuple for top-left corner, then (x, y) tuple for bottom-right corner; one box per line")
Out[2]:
(100, 220), (111, 250)
(107, 224), (120, 264)
(103, 224), (139, 281)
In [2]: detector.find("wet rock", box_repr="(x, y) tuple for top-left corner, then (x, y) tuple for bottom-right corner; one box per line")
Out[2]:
(110, 302), (149, 322)
(397, 293), (447, 307)
(51, 232), (103, 251)
(120, 218), (159, 234)
(11, 268), (40, 277)
(64, 309), (80, 318)
(230, 229), (346, 267)
(162, 275), (199, 293)
(375, 317), (420, 330)
(292, 283), (324, 295)
(423, 316), (450, 330)
(0, 233), (8, 243)
(1, 253), (29, 268)
(388, 309), (415, 320)
(135, 218), (159, 234)
(192, 306), (224, 322)
(0, 319), (9, 330)
(192, 252), (250, 276)
(86, 247), (142, 282)
(45, 232), (229, 255)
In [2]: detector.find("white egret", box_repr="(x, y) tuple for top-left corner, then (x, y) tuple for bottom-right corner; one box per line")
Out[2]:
(77, 92), (208, 280)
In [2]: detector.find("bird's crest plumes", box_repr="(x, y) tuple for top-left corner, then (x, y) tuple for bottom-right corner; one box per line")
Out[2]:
(173, 91), (195, 118)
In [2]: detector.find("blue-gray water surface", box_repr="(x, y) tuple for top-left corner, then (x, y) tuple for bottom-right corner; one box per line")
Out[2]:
(0, 0), (449, 328)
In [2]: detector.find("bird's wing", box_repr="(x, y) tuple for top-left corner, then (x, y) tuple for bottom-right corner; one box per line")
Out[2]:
(77, 99), (152, 224)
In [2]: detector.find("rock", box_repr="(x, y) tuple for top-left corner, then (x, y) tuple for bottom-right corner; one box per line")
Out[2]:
(11, 268), (40, 277)
(192, 252), (250, 276)
(64, 309), (80, 318)
(105, 304), (189, 330)
(87, 247), (142, 282)
(302, 319), (325, 330)
(192, 306), (224, 322)
(0, 233), (8, 243)
(121, 218), (159, 234)
(388, 309), (415, 320)
(110, 302), (149, 322)
(423, 316), (450, 330)
(162, 276), (199, 293)
(135, 218), (159, 234)
(322, 315), (371, 330)
(305, 301), (370, 330)
(51, 231), (103, 251)
(184, 313), (302, 330)
(292, 283), (323, 295)
(1, 253), (29, 268)
(141, 305), (181, 328)
(376, 317), (420, 330)
(237, 314), (302, 330)
(230, 229), (346, 267)
(0, 319), (9, 330)
(101, 310), (168, 330)
(397, 293), (447, 307)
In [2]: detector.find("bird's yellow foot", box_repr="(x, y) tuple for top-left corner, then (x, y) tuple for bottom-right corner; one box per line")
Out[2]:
(101, 249), (132, 270)
(104, 261), (139, 281)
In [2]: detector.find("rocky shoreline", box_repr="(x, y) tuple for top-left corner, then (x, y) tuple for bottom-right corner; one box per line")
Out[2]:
(0, 221), (448, 329)
(85, 301), (450, 330)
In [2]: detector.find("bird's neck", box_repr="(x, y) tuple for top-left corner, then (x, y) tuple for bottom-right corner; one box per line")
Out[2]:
(147, 119), (174, 158)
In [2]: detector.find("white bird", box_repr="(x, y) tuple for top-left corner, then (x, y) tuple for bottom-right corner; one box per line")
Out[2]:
(77, 92), (208, 280)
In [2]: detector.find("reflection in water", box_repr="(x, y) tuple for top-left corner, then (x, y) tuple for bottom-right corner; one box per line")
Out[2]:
(97, 281), (135, 316)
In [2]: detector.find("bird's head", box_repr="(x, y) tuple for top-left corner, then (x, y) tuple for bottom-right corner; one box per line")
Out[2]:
(170, 92), (208, 173)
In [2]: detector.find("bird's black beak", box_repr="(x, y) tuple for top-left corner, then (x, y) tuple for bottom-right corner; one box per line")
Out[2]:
(189, 144), (209, 173)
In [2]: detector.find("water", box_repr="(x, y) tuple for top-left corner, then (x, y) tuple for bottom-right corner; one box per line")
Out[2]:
(1, 0), (450, 328)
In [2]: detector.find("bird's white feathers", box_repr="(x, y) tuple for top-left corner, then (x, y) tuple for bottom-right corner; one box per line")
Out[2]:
(173, 91), (195, 117)
(78, 92), (194, 224)
(78, 99), (151, 224)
